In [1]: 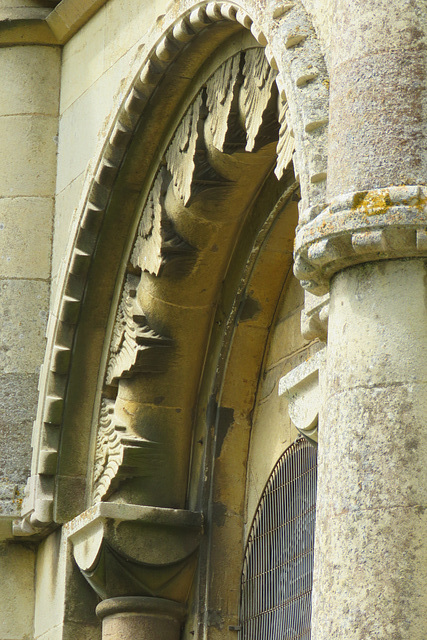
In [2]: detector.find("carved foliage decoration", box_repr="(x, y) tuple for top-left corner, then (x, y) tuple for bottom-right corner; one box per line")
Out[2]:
(240, 47), (278, 152)
(275, 101), (294, 180)
(93, 400), (162, 503)
(205, 53), (242, 151)
(15, 0), (330, 536)
(131, 167), (193, 276)
(93, 48), (288, 505)
(166, 93), (204, 205)
(106, 275), (172, 386)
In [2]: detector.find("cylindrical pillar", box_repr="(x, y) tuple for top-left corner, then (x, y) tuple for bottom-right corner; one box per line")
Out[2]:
(96, 597), (186, 640)
(312, 258), (427, 638)
(327, 0), (427, 198)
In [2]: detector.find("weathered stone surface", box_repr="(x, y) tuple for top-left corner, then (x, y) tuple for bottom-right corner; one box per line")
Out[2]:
(294, 185), (427, 294)
(0, 374), (38, 516)
(327, 0), (427, 198)
(246, 269), (316, 531)
(96, 597), (185, 640)
(313, 507), (427, 639)
(0, 197), (53, 279)
(0, 45), (60, 117)
(0, 3), (425, 640)
(0, 114), (58, 197)
(0, 279), (48, 374)
(34, 527), (100, 640)
(312, 259), (427, 639)
(0, 542), (35, 639)
(279, 348), (325, 443)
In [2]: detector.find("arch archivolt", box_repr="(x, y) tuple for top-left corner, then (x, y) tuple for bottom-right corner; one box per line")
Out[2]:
(14, 1), (329, 536)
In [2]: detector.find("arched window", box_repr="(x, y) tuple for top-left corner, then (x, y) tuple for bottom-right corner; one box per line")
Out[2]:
(239, 437), (317, 640)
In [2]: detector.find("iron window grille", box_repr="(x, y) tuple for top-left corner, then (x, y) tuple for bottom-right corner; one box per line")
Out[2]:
(239, 437), (317, 640)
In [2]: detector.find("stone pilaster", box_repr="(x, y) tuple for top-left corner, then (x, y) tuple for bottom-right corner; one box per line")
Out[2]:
(0, 22), (60, 525)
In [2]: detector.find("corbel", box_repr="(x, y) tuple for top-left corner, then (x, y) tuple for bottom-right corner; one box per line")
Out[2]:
(278, 347), (326, 445)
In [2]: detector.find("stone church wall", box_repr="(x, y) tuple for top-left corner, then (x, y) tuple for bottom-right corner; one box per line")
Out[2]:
(0, 1), (426, 639)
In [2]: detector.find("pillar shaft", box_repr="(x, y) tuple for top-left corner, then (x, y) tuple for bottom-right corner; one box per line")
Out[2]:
(327, 0), (427, 198)
(312, 258), (427, 638)
(96, 597), (185, 640)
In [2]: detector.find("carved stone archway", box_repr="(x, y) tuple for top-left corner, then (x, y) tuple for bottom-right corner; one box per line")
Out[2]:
(63, 36), (301, 640)
(15, 0), (329, 538)
(12, 3), (330, 639)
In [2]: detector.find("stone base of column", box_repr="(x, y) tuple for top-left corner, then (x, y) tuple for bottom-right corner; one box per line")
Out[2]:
(96, 596), (186, 640)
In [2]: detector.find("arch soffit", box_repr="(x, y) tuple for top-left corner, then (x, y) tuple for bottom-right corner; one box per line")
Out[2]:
(14, 0), (329, 536)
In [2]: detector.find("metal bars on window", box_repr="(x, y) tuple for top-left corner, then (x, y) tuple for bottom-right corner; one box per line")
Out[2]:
(239, 438), (317, 640)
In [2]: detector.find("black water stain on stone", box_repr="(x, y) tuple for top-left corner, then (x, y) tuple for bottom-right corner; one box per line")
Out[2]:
(238, 295), (261, 322)
(211, 501), (227, 528)
(215, 406), (234, 458)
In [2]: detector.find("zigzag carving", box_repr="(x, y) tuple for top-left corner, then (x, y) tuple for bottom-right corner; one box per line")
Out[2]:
(131, 167), (193, 276)
(93, 399), (163, 502)
(106, 275), (172, 385)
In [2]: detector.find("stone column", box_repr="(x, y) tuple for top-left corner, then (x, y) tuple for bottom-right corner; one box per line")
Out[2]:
(313, 259), (427, 638)
(96, 597), (185, 640)
(293, 1), (427, 637)
(327, 0), (427, 199)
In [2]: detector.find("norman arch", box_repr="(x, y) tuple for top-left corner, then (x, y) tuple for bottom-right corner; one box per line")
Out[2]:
(11, 2), (328, 638)
(1, 2), (426, 640)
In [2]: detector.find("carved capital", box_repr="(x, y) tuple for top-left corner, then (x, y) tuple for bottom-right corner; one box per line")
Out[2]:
(294, 186), (427, 294)
(70, 503), (203, 602)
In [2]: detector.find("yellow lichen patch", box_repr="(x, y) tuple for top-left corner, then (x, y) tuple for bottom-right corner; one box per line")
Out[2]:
(352, 190), (393, 216)
(415, 194), (427, 211)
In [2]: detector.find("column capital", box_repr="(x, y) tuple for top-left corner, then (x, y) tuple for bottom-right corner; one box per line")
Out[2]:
(68, 502), (203, 602)
(294, 185), (427, 294)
